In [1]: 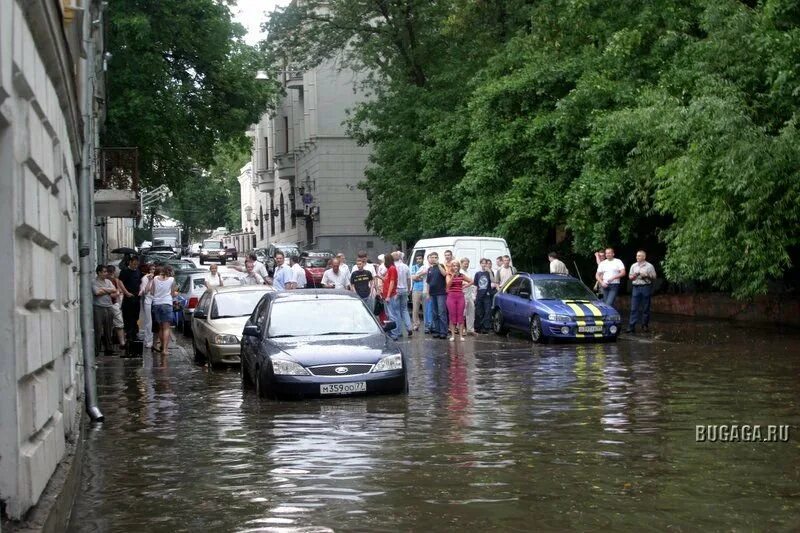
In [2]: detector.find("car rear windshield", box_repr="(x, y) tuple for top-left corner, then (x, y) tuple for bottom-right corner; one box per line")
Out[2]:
(203, 241), (223, 249)
(211, 291), (266, 318)
(268, 299), (380, 337)
(304, 257), (329, 268)
(179, 276), (207, 293)
(533, 279), (597, 301)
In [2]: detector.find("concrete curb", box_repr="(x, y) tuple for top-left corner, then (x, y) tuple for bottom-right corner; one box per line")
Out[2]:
(3, 407), (85, 533)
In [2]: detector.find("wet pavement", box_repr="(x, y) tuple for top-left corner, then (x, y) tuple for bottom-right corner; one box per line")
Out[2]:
(68, 275), (800, 531)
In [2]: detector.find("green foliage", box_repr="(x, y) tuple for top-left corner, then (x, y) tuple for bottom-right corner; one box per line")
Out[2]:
(104, 0), (273, 192)
(264, 0), (800, 297)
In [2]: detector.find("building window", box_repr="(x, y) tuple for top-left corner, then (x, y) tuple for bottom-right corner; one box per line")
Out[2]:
(290, 189), (297, 228)
(252, 234), (256, 249)
(264, 137), (269, 164)
(259, 204), (264, 241)
(283, 116), (289, 153)
(280, 191), (286, 232)
(270, 197), (275, 236)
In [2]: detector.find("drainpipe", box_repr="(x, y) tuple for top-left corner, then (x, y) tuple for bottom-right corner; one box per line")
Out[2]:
(78, 10), (104, 422)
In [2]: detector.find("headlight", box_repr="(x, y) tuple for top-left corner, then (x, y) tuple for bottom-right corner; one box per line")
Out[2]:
(213, 334), (239, 344)
(372, 354), (403, 372)
(271, 359), (309, 375)
(608, 314), (621, 322)
(547, 314), (573, 322)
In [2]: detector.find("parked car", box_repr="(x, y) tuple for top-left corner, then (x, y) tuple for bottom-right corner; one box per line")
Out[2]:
(252, 248), (268, 264)
(225, 245), (238, 261)
(265, 242), (301, 275)
(190, 243), (202, 257)
(138, 240), (152, 252)
(240, 290), (408, 399)
(492, 273), (621, 343)
(300, 250), (334, 287)
(168, 259), (198, 272)
(199, 239), (226, 265)
(177, 270), (211, 336)
(191, 285), (275, 366)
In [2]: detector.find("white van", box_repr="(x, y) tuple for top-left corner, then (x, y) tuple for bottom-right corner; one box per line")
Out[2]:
(407, 236), (511, 276)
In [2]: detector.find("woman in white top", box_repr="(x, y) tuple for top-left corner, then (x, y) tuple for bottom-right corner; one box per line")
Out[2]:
(138, 264), (156, 348)
(205, 263), (224, 289)
(147, 265), (178, 353)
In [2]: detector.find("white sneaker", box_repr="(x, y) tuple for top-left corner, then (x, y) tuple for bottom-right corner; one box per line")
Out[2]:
(460, 336), (465, 341)
(449, 335), (455, 342)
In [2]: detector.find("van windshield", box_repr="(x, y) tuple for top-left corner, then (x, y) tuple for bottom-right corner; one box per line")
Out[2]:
(203, 241), (223, 250)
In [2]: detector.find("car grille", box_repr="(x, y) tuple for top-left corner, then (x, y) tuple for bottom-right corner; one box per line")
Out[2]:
(308, 364), (374, 376)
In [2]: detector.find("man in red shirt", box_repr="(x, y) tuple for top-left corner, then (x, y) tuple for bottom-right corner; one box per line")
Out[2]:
(382, 253), (400, 340)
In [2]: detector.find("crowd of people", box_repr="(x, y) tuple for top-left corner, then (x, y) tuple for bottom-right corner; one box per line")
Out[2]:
(92, 244), (658, 356)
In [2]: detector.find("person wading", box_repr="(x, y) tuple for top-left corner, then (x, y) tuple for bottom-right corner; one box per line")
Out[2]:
(148, 265), (178, 353)
(446, 260), (472, 341)
(139, 264), (156, 349)
(93, 265), (117, 355)
(627, 250), (656, 333)
(119, 255), (142, 344)
(382, 253), (400, 341)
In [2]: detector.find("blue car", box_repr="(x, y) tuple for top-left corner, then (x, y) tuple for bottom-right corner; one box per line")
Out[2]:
(492, 273), (621, 343)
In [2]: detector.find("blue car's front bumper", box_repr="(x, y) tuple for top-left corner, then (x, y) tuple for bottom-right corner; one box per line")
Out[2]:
(541, 318), (620, 339)
(267, 369), (407, 399)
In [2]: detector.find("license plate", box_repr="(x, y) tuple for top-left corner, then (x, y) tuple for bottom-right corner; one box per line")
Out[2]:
(320, 382), (367, 395)
(578, 326), (603, 333)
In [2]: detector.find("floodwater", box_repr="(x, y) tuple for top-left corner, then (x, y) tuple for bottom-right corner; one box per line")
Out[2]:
(69, 319), (800, 532)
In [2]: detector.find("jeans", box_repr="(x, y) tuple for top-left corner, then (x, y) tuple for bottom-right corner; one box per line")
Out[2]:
(602, 284), (620, 307)
(139, 299), (153, 346)
(93, 306), (114, 353)
(424, 296), (433, 331)
(475, 294), (492, 332)
(629, 284), (652, 328)
(385, 296), (402, 339)
(397, 290), (412, 334)
(430, 294), (448, 336)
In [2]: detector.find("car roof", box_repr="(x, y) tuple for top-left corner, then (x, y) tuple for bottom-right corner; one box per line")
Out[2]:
(210, 284), (275, 294)
(302, 250), (334, 256)
(267, 289), (359, 302)
(514, 273), (582, 281)
(412, 236), (508, 247)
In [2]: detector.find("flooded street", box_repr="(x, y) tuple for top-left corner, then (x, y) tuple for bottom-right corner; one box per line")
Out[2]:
(69, 320), (800, 531)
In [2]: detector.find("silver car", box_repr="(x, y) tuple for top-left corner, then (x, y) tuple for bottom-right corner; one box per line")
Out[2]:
(191, 285), (274, 366)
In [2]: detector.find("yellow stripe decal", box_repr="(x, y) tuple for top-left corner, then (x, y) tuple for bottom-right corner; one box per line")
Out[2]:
(586, 303), (603, 317)
(503, 274), (519, 293)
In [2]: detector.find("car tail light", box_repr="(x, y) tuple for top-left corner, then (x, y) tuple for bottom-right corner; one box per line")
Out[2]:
(187, 297), (199, 309)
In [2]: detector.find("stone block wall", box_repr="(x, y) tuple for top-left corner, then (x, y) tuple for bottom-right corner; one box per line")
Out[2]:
(0, 0), (84, 520)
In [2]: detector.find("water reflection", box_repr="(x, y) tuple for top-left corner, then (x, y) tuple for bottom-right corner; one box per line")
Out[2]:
(70, 327), (800, 531)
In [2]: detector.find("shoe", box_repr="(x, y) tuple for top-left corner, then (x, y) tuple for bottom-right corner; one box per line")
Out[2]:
(414, 324), (419, 331)
(449, 336), (455, 342)
(460, 336), (465, 341)
(407, 331), (413, 337)
(145, 343), (153, 349)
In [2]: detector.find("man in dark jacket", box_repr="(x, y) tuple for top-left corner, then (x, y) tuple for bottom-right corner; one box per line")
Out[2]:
(118, 256), (142, 342)
(473, 259), (496, 334)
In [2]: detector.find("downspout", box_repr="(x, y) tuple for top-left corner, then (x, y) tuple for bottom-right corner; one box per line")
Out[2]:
(78, 9), (104, 422)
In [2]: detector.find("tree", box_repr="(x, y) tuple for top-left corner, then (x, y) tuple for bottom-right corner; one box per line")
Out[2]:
(104, 0), (274, 192)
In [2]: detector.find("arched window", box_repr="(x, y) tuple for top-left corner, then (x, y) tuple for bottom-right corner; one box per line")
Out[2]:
(259, 204), (264, 240)
(270, 197), (275, 236)
(280, 191), (286, 232)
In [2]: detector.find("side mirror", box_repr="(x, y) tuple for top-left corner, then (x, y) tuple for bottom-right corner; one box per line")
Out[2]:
(382, 321), (396, 333)
(242, 324), (260, 337)
(193, 310), (206, 319)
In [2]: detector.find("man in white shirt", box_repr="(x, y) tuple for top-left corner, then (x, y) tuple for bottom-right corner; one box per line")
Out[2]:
(322, 259), (350, 289)
(238, 261), (265, 286)
(495, 255), (516, 287)
(289, 255), (306, 289)
(548, 252), (569, 275)
(271, 252), (296, 290)
(595, 247), (626, 306)
(231, 252), (268, 283)
(393, 251), (413, 335)
(335, 253), (351, 280)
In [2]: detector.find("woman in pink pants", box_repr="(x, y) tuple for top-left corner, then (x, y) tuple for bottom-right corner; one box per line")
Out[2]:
(445, 261), (472, 341)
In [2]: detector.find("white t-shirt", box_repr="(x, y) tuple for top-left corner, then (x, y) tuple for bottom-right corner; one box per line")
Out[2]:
(291, 263), (307, 288)
(152, 276), (175, 305)
(395, 261), (411, 291)
(253, 261), (269, 280)
(205, 273), (224, 289)
(321, 268), (350, 289)
(597, 258), (626, 285)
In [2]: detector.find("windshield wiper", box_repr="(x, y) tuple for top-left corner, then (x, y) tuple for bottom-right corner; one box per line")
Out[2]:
(316, 331), (361, 336)
(269, 334), (297, 338)
(213, 315), (238, 319)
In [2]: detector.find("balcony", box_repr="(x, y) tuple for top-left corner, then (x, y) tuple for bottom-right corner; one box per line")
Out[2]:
(275, 152), (295, 179)
(95, 147), (140, 218)
(286, 71), (303, 90)
(257, 169), (275, 193)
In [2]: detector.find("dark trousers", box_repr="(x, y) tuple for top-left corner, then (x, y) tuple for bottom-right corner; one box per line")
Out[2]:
(430, 294), (448, 335)
(93, 306), (114, 353)
(602, 284), (620, 307)
(629, 285), (652, 327)
(122, 296), (140, 338)
(475, 294), (492, 332)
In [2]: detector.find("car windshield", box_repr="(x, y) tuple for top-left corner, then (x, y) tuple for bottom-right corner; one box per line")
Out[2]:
(276, 246), (299, 256)
(211, 291), (266, 319)
(170, 261), (195, 271)
(180, 276), (206, 292)
(304, 257), (329, 268)
(533, 279), (597, 300)
(268, 299), (380, 337)
(203, 241), (223, 250)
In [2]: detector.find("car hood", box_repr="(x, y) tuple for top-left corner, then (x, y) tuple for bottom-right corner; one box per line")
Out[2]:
(266, 333), (396, 365)
(536, 299), (618, 318)
(208, 316), (250, 336)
